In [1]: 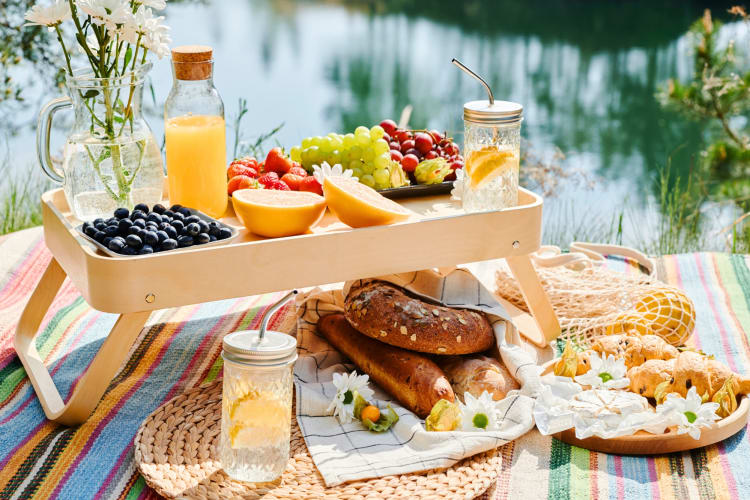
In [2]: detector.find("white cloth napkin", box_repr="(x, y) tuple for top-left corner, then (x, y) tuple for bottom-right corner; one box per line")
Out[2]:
(294, 268), (542, 486)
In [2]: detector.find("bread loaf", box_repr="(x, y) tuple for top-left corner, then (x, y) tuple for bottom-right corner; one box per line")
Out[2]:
(317, 313), (454, 418)
(344, 281), (494, 355)
(437, 355), (519, 402)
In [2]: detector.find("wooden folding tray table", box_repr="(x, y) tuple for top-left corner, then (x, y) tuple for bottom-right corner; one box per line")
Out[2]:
(15, 186), (560, 425)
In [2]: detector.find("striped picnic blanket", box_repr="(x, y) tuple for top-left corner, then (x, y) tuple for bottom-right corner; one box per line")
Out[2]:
(0, 226), (749, 499)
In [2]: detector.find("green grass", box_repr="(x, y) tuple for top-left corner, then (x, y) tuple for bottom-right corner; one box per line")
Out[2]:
(0, 159), (49, 236)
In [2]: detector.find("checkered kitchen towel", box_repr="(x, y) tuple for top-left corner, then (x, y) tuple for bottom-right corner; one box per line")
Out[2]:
(294, 268), (546, 486)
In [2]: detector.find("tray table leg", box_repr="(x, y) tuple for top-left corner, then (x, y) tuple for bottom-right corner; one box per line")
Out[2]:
(13, 258), (151, 426)
(505, 255), (561, 347)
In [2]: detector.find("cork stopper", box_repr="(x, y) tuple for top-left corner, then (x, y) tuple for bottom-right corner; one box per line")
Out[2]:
(171, 45), (213, 80)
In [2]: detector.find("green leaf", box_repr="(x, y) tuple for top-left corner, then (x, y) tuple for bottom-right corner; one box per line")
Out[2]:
(352, 391), (368, 419)
(113, 115), (124, 123)
(83, 89), (99, 99)
(362, 405), (399, 433)
(123, 47), (132, 69)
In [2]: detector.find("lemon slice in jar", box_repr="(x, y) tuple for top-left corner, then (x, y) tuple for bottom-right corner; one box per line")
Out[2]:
(228, 391), (291, 448)
(465, 147), (517, 189)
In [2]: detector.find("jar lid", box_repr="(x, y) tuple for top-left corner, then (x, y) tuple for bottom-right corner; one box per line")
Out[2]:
(463, 100), (523, 125)
(171, 45), (213, 80)
(222, 330), (298, 366)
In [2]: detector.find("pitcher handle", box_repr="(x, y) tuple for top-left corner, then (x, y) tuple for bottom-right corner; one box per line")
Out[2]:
(36, 97), (72, 184)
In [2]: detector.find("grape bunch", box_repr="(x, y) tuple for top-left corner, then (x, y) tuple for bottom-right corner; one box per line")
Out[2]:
(290, 126), (407, 190)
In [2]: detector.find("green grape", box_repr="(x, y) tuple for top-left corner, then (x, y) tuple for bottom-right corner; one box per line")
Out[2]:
(343, 133), (356, 148)
(360, 174), (376, 188)
(348, 159), (361, 171)
(329, 150), (342, 165)
(290, 146), (302, 162)
(301, 137), (313, 149)
(355, 126), (370, 137)
(363, 147), (375, 162)
(307, 145), (321, 165)
(349, 145), (363, 160)
(373, 139), (389, 155)
(351, 167), (364, 179)
(300, 148), (313, 167)
(370, 125), (385, 141)
(374, 153), (390, 170)
(329, 135), (344, 150)
(312, 136), (326, 148)
(361, 161), (375, 174)
(355, 134), (370, 146)
(373, 168), (390, 186)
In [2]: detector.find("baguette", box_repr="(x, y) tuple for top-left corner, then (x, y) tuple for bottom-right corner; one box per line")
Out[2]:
(437, 355), (519, 402)
(318, 313), (454, 418)
(344, 281), (494, 355)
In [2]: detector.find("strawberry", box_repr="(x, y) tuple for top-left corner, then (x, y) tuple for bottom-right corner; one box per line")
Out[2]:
(232, 156), (258, 168)
(281, 173), (304, 191)
(298, 176), (323, 195)
(264, 147), (293, 176)
(227, 162), (258, 179)
(257, 171), (279, 188)
(273, 180), (291, 191)
(289, 165), (307, 177)
(227, 175), (258, 195)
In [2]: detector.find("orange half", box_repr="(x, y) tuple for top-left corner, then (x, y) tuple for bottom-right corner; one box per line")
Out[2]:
(232, 189), (327, 238)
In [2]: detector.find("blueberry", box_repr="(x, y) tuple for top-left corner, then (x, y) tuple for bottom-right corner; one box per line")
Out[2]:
(143, 230), (159, 246)
(93, 230), (107, 243)
(197, 220), (210, 233)
(114, 207), (129, 219)
(131, 210), (146, 221)
(146, 212), (162, 224)
(185, 215), (200, 224)
(126, 234), (142, 247)
(164, 226), (178, 239)
(208, 221), (220, 236)
(104, 225), (119, 237)
(171, 220), (184, 232)
(84, 225), (97, 237)
(106, 217), (118, 226)
(112, 236), (126, 245)
(133, 218), (146, 229)
(177, 235), (193, 247)
(128, 226), (142, 237)
(121, 245), (137, 256)
(161, 238), (178, 251)
(217, 228), (232, 240)
(118, 218), (133, 233)
(195, 232), (211, 244)
(93, 218), (105, 226)
(155, 230), (168, 243)
(209, 235), (217, 242)
(134, 203), (149, 213)
(178, 207), (191, 217)
(170, 204), (182, 212)
(158, 222), (171, 231)
(139, 245), (154, 255)
(102, 236), (113, 247)
(108, 238), (125, 252)
(162, 210), (175, 219)
(152, 203), (166, 214)
(145, 222), (159, 231)
(95, 222), (106, 231)
(171, 212), (185, 222)
(185, 222), (200, 236)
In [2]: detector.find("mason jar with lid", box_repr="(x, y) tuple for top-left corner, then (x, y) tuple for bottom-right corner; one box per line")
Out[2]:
(461, 100), (523, 212)
(220, 328), (297, 482)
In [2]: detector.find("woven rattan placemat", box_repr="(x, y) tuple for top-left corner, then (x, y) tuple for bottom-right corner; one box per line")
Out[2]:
(133, 381), (501, 499)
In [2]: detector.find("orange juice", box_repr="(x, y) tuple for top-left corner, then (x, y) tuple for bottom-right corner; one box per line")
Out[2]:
(165, 114), (227, 218)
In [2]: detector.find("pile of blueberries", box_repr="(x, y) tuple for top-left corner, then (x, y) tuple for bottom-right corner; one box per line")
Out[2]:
(81, 203), (232, 256)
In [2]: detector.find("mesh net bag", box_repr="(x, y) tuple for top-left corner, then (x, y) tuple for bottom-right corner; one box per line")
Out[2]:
(494, 245), (695, 348)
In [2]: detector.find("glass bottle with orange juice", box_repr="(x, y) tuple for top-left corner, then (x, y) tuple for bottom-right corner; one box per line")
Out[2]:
(164, 45), (227, 218)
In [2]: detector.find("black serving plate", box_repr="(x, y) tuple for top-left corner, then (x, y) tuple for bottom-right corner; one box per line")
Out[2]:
(377, 181), (454, 199)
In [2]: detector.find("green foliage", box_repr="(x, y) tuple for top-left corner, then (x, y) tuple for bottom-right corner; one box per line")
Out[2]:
(0, 158), (49, 235)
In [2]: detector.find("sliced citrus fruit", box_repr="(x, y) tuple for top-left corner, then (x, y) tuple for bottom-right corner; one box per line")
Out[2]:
(465, 147), (517, 189)
(323, 176), (412, 228)
(228, 391), (290, 448)
(232, 189), (326, 238)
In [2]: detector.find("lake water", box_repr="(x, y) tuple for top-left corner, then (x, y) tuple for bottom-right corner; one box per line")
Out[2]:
(3, 0), (747, 249)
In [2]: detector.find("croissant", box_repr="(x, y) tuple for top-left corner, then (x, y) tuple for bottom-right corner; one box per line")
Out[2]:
(592, 334), (679, 369)
(628, 359), (675, 397)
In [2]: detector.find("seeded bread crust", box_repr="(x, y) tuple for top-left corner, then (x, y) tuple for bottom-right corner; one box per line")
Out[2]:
(343, 281), (495, 355)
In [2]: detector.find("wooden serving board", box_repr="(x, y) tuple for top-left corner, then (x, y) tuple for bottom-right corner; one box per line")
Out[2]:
(540, 361), (750, 455)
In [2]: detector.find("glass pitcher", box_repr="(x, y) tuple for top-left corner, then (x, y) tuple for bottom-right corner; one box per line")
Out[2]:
(36, 64), (164, 221)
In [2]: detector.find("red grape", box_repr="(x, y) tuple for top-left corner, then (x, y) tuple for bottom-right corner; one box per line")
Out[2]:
(414, 132), (434, 154)
(389, 141), (401, 151)
(380, 119), (397, 136)
(382, 132), (391, 143)
(405, 148), (421, 158)
(429, 129), (444, 143)
(401, 154), (419, 173)
(396, 130), (412, 143)
(424, 150), (438, 160)
(450, 160), (464, 170)
(400, 139), (415, 153)
(390, 150), (403, 162)
(444, 142), (459, 157)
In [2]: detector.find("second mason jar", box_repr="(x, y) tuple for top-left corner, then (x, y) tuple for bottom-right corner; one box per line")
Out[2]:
(461, 100), (523, 212)
(220, 329), (297, 483)
(164, 45), (228, 218)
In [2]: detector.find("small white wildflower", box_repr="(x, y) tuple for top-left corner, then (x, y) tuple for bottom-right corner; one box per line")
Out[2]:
(657, 387), (720, 440)
(77, 0), (130, 31)
(24, 0), (71, 28)
(312, 161), (358, 185)
(326, 371), (374, 424)
(574, 353), (629, 390)
(459, 391), (499, 431)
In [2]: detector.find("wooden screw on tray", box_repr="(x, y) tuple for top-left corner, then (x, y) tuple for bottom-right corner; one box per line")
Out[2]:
(14, 185), (560, 425)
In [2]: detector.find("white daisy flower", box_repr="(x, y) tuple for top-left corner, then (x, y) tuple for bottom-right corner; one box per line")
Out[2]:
(574, 353), (629, 390)
(120, 5), (171, 58)
(459, 391), (499, 431)
(24, 0), (71, 28)
(136, 0), (166, 10)
(656, 386), (720, 439)
(77, 0), (130, 30)
(326, 371), (374, 424)
(450, 168), (465, 201)
(312, 161), (358, 185)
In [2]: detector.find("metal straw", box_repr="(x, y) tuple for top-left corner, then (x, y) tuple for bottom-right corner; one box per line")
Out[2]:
(258, 290), (298, 340)
(452, 58), (494, 105)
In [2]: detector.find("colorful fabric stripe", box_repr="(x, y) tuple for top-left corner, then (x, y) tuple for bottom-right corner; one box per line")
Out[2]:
(1, 228), (750, 499)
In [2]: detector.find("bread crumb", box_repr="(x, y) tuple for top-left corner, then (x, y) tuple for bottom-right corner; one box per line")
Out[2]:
(400, 326), (408, 335)
(456, 335), (462, 343)
(410, 334), (416, 341)
(432, 309), (439, 316)
(393, 321), (397, 328)
(361, 308), (367, 315)
(379, 330), (387, 337)
(458, 317), (467, 325)
(437, 347), (447, 353)
(442, 323), (448, 330)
